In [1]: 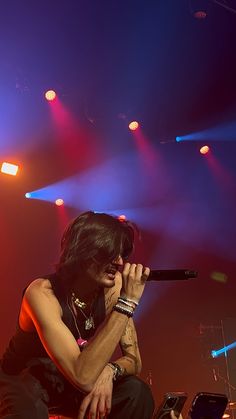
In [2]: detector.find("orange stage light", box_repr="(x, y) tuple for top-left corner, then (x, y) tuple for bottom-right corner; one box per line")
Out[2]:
(1, 162), (19, 176)
(200, 145), (210, 155)
(129, 121), (139, 131)
(55, 198), (64, 206)
(118, 214), (127, 222)
(45, 90), (57, 101)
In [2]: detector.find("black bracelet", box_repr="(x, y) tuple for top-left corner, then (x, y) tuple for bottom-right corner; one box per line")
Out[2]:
(108, 362), (124, 380)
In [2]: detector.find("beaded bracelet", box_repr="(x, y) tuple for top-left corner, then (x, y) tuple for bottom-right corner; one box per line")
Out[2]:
(113, 303), (134, 318)
(115, 303), (134, 315)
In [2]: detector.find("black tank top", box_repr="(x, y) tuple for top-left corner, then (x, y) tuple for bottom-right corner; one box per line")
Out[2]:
(1, 273), (106, 375)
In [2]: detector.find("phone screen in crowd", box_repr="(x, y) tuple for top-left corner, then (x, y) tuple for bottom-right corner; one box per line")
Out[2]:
(188, 392), (228, 419)
(154, 392), (188, 419)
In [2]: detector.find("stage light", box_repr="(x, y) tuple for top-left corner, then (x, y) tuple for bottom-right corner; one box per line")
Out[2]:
(211, 271), (227, 283)
(25, 192), (31, 198)
(193, 10), (207, 19)
(211, 341), (236, 358)
(1, 162), (19, 176)
(191, 0), (207, 19)
(55, 198), (64, 206)
(45, 90), (57, 101)
(129, 121), (139, 131)
(118, 214), (127, 222)
(200, 145), (210, 155)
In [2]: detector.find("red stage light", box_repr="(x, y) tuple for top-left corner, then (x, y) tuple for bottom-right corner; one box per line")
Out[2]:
(129, 121), (139, 131)
(118, 214), (127, 222)
(200, 145), (210, 155)
(55, 198), (64, 206)
(45, 90), (57, 101)
(1, 162), (19, 176)
(193, 10), (207, 19)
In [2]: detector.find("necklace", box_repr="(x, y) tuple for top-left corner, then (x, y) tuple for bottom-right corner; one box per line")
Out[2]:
(67, 295), (82, 338)
(71, 292), (95, 331)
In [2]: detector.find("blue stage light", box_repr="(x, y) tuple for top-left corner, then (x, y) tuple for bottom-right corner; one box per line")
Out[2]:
(25, 192), (31, 198)
(211, 341), (236, 358)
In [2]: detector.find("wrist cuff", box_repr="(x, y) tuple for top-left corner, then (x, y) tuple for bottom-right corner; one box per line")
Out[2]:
(107, 362), (124, 380)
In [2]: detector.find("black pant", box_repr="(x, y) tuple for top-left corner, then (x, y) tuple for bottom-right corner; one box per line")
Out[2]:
(0, 366), (154, 418)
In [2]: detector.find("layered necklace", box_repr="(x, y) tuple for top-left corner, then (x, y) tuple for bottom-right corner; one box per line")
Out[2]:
(71, 292), (95, 331)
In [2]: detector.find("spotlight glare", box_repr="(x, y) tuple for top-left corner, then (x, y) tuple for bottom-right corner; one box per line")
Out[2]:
(129, 121), (139, 131)
(211, 341), (236, 358)
(193, 10), (207, 19)
(211, 350), (217, 358)
(211, 271), (227, 283)
(55, 198), (64, 206)
(118, 214), (127, 222)
(1, 162), (19, 176)
(25, 192), (31, 198)
(200, 145), (210, 155)
(45, 89), (57, 101)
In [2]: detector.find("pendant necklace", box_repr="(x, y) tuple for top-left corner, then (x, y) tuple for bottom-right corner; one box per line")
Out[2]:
(71, 292), (95, 331)
(67, 296), (82, 338)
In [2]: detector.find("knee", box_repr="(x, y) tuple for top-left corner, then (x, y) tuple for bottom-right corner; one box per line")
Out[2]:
(118, 375), (155, 407)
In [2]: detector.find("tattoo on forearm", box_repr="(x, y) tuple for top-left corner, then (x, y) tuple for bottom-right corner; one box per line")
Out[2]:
(123, 357), (133, 365)
(122, 323), (133, 341)
(124, 353), (137, 363)
(121, 342), (133, 350)
(123, 354), (139, 375)
(119, 319), (141, 375)
(105, 291), (116, 312)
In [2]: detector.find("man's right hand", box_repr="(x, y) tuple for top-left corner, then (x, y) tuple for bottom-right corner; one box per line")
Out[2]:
(121, 263), (150, 303)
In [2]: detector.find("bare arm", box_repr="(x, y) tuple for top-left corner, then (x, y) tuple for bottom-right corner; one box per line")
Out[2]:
(105, 277), (142, 376)
(24, 263), (149, 393)
(115, 318), (142, 375)
(24, 280), (129, 393)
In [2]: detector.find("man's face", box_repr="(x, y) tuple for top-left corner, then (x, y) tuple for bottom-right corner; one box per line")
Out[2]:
(87, 255), (124, 289)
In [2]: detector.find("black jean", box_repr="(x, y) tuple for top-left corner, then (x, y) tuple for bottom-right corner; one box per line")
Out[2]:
(0, 365), (154, 418)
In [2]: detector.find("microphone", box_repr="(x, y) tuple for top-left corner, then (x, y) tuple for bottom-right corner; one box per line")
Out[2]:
(147, 269), (198, 281)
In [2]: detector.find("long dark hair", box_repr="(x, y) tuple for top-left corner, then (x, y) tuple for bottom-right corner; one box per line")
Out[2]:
(55, 211), (136, 289)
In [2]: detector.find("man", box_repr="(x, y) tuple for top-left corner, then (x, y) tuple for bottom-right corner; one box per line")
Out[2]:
(0, 211), (154, 418)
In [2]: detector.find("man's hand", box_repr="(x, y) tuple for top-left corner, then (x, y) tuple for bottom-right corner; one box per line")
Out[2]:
(121, 263), (150, 304)
(77, 365), (114, 419)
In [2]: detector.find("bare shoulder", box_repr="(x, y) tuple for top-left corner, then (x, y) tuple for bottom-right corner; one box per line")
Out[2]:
(24, 278), (57, 304)
(104, 273), (122, 314)
(25, 277), (53, 294)
(22, 278), (62, 323)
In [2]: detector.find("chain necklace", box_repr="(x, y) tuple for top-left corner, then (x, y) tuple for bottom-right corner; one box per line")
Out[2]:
(71, 292), (95, 331)
(67, 295), (82, 338)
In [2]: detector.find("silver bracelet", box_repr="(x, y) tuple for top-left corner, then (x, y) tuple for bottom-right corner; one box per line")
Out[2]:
(117, 297), (136, 309)
(119, 295), (139, 306)
(107, 362), (124, 380)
